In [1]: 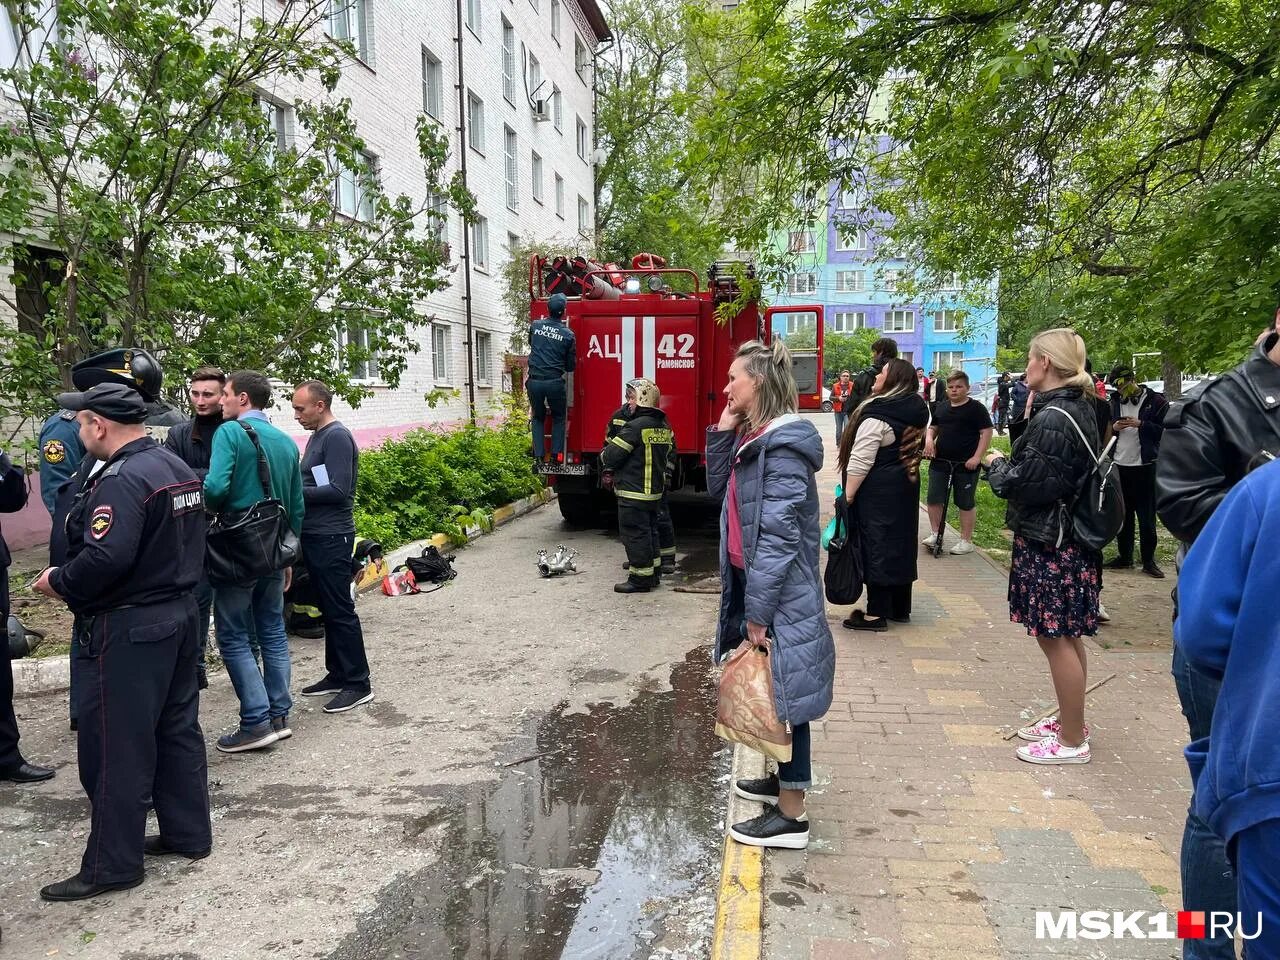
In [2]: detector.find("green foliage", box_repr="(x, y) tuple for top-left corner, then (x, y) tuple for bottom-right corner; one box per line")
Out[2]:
(352, 411), (542, 550)
(823, 330), (878, 382)
(0, 0), (472, 429)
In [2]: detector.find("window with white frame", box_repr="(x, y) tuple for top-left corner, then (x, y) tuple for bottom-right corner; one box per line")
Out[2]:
(471, 215), (489, 271)
(328, 0), (370, 62)
(555, 174), (565, 218)
(466, 91), (484, 153)
(884, 309), (914, 333)
(506, 231), (518, 254)
(787, 230), (815, 253)
(476, 331), (493, 384)
(551, 0), (561, 41)
(577, 195), (590, 233)
(426, 191), (448, 242)
(528, 53), (542, 98)
(504, 126), (518, 210)
(552, 85), (563, 130)
(432, 324), (450, 382)
(531, 151), (543, 203)
(501, 19), (516, 104)
(421, 47), (443, 120)
(334, 152), (377, 220)
(341, 318), (380, 382)
(574, 35), (588, 82)
(254, 95), (290, 154)
(901, 351), (914, 364)
(835, 226), (867, 251)
(787, 273), (817, 295)
(832, 311), (866, 332)
(576, 116), (588, 161)
(881, 268), (901, 291)
(838, 185), (865, 209)
(934, 350), (964, 373)
(836, 269), (864, 292)
(933, 309), (961, 333)
(465, 0), (480, 36)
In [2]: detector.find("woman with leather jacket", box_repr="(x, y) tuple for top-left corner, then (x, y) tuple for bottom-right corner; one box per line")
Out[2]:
(984, 329), (1102, 766)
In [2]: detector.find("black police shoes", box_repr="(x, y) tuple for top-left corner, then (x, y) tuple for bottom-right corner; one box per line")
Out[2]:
(40, 873), (144, 902)
(0, 761), (55, 784)
(144, 836), (211, 861)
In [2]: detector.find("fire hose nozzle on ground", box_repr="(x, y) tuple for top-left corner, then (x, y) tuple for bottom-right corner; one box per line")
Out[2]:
(537, 545), (579, 577)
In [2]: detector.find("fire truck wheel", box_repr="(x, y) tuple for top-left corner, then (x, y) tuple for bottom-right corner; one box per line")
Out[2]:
(558, 490), (607, 527)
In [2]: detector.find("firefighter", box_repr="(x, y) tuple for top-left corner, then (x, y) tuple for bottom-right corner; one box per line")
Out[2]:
(607, 382), (677, 575)
(600, 378), (673, 594)
(528, 292), (577, 463)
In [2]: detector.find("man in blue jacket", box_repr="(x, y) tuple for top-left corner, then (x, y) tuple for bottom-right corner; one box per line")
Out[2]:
(1177, 457), (1280, 951)
(527, 292), (576, 463)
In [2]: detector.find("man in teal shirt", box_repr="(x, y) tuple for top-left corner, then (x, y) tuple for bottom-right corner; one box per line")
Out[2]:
(204, 370), (304, 754)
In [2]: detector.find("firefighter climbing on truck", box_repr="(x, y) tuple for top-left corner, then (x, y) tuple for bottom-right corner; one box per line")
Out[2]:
(605, 381), (678, 575)
(600, 378), (674, 594)
(527, 292), (576, 463)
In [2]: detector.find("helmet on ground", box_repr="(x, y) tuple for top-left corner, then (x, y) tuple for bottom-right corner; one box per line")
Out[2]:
(627, 378), (660, 409)
(547, 293), (568, 317)
(71, 347), (163, 402)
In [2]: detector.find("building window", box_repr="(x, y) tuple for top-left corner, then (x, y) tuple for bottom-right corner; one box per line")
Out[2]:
(576, 116), (588, 161)
(884, 309), (914, 333)
(832, 311), (866, 332)
(466, 91), (485, 154)
(835, 227), (867, 251)
(504, 125), (518, 211)
(837, 186), (865, 209)
(554, 173), (565, 218)
(432, 324), (450, 382)
(577, 195), (590, 233)
(334, 152), (377, 220)
(933, 350), (964, 373)
(881, 268), (901, 292)
(501, 19), (516, 104)
(528, 53), (542, 98)
(465, 0), (479, 36)
(552, 85), (563, 131)
(836, 269), (864, 292)
(531, 151), (543, 203)
(933, 310), (961, 333)
(900, 351), (914, 364)
(328, 0), (370, 62)
(421, 47), (443, 120)
(254, 95), (290, 154)
(787, 230), (815, 254)
(786, 273), (817, 295)
(551, 0), (561, 41)
(427, 191), (448, 241)
(574, 35), (588, 82)
(476, 331), (493, 385)
(471, 215), (489, 271)
(341, 319), (379, 382)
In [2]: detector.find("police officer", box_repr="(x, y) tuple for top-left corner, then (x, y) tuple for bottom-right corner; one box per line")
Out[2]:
(34, 382), (211, 902)
(607, 381), (678, 575)
(528, 292), (577, 463)
(600, 378), (674, 593)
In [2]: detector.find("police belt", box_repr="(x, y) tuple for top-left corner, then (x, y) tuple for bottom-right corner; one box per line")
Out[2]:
(72, 595), (189, 645)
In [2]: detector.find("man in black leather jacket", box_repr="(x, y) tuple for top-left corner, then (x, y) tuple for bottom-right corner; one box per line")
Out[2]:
(1155, 317), (1280, 960)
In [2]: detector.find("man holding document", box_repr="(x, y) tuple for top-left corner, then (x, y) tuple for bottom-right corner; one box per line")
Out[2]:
(292, 381), (373, 714)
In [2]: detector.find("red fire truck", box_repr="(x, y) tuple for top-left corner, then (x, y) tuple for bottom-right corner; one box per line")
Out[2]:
(529, 254), (824, 525)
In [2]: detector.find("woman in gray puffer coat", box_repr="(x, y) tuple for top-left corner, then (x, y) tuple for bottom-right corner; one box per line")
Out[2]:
(707, 340), (835, 851)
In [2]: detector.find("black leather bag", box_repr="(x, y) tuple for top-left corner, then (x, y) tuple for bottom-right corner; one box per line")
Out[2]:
(1045, 406), (1125, 552)
(824, 470), (864, 605)
(206, 422), (300, 586)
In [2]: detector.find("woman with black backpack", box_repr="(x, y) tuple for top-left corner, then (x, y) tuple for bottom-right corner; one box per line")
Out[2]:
(984, 329), (1102, 766)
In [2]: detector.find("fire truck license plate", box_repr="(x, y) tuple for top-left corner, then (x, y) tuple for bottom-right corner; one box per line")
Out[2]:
(537, 462), (588, 476)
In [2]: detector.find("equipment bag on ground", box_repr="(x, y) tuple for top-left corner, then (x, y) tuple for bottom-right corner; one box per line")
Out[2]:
(405, 545), (457, 586)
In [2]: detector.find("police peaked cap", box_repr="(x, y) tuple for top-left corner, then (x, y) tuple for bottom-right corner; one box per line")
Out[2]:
(71, 347), (163, 403)
(57, 383), (150, 423)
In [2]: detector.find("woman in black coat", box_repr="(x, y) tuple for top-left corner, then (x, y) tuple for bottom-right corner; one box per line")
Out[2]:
(837, 358), (930, 631)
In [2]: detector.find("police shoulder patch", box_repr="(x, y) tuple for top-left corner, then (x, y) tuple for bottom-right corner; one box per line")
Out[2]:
(42, 439), (66, 464)
(90, 504), (114, 540)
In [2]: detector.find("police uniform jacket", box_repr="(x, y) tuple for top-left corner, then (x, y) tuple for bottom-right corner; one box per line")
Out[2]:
(49, 438), (206, 616)
(37, 411), (85, 514)
(599, 407), (673, 503)
(528, 319), (577, 381)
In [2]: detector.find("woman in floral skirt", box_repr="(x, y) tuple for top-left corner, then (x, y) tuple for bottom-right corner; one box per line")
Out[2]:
(985, 328), (1102, 765)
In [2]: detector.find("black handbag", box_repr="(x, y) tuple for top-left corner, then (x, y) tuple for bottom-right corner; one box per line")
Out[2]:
(205, 421), (300, 586)
(824, 469), (864, 605)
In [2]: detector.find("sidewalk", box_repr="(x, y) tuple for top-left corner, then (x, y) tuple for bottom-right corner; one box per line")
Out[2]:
(746, 420), (1189, 960)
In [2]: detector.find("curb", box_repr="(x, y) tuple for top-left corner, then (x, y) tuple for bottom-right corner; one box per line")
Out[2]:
(11, 654), (70, 697)
(711, 743), (766, 960)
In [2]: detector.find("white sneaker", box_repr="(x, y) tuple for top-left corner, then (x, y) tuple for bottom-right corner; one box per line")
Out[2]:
(1016, 734), (1091, 765)
(949, 540), (975, 555)
(921, 533), (939, 548)
(1097, 603), (1111, 623)
(1016, 716), (1090, 743)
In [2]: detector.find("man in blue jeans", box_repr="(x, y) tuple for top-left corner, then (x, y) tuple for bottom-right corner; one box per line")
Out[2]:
(528, 292), (576, 463)
(204, 370), (304, 754)
(291, 380), (373, 714)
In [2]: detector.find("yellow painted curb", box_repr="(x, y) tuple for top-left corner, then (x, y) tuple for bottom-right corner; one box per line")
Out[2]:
(712, 743), (766, 960)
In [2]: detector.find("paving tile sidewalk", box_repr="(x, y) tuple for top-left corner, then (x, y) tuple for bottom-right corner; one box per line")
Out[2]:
(757, 425), (1190, 960)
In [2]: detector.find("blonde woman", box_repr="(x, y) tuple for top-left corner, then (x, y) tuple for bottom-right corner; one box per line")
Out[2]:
(984, 328), (1102, 765)
(707, 340), (834, 850)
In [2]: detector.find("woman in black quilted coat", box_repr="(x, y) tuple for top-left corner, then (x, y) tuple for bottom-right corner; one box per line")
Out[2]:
(985, 328), (1102, 767)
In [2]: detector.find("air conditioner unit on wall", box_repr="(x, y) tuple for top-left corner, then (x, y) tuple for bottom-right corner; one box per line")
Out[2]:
(532, 99), (550, 122)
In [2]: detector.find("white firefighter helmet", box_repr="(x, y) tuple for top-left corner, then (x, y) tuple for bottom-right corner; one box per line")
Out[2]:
(627, 378), (660, 408)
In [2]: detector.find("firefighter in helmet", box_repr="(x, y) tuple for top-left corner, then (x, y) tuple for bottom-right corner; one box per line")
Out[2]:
(600, 378), (674, 593)
(606, 382), (678, 575)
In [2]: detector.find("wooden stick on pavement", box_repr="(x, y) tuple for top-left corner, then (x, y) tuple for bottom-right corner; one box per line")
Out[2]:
(1003, 672), (1117, 740)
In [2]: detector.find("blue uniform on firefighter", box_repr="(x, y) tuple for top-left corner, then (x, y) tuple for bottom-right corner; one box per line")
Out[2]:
(528, 292), (577, 462)
(36, 382), (212, 903)
(37, 411), (84, 515)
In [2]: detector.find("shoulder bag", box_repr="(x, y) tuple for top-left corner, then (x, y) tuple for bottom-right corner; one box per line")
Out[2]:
(824, 468), (864, 605)
(206, 421), (301, 585)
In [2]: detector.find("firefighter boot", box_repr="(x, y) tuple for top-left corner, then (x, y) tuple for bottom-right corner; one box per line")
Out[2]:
(614, 574), (657, 594)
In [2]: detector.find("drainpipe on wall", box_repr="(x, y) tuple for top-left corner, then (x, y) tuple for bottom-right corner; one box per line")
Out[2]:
(454, 0), (478, 423)
(590, 37), (614, 239)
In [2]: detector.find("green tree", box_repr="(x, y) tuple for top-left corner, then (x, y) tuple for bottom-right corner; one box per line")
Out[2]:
(823, 330), (877, 382)
(0, 0), (471, 425)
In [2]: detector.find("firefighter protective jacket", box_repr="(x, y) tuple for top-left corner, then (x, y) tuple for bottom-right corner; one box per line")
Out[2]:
(600, 406), (674, 503)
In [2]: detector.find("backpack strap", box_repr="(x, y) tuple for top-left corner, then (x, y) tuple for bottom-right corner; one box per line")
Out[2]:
(235, 420), (274, 501)
(1044, 404), (1116, 466)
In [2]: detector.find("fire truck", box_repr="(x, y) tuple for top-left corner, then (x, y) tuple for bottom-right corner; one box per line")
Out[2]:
(529, 253), (824, 525)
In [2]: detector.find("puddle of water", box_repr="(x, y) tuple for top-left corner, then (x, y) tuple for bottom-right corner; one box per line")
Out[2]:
(332, 647), (729, 960)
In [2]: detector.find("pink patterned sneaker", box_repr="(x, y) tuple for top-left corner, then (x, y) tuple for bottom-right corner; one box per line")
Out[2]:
(1016, 716), (1090, 743)
(1016, 735), (1091, 765)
